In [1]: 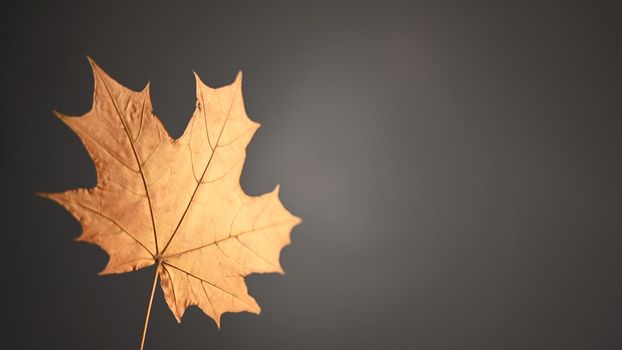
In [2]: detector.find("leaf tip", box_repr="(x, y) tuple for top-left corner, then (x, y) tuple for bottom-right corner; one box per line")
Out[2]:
(86, 55), (98, 68)
(142, 81), (151, 93)
(192, 70), (205, 86)
(34, 191), (50, 199)
(52, 110), (65, 120)
(35, 191), (64, 203)
(293, 216), (303, 225)
(86, 56), (105, 84)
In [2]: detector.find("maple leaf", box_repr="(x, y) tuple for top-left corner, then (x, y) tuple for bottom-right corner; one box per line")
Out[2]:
(40, 58), (300, 346)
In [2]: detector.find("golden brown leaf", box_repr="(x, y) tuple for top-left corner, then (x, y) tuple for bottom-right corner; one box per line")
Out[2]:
(41, 58), (300, 328)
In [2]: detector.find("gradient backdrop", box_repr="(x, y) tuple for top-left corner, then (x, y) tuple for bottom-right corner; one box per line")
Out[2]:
(2, 1), (621, 349)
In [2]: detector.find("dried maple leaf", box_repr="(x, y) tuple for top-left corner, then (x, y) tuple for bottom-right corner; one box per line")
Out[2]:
(40, 58), (300, 348)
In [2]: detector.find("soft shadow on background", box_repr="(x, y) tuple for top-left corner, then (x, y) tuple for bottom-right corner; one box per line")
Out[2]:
(1, 1), (621, 349)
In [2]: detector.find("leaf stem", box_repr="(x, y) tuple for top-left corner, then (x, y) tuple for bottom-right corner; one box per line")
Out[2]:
(139, 262), (160, 350)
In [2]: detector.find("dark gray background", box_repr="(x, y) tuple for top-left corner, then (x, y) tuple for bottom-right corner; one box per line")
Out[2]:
(1, 0), (621, 349)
